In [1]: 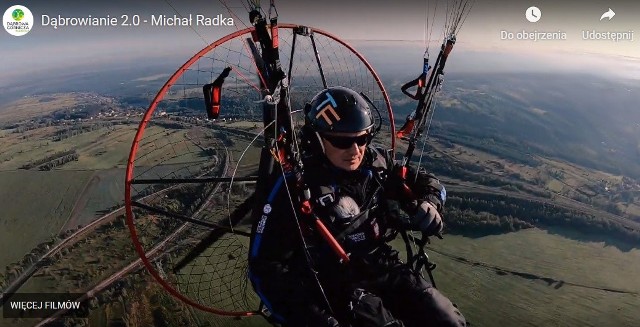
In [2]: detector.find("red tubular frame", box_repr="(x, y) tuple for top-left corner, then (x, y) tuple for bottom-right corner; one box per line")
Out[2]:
(124, 24), (394, 316)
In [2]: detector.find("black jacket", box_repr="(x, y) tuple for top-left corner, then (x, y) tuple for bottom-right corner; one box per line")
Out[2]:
(248, 145), (445, 324)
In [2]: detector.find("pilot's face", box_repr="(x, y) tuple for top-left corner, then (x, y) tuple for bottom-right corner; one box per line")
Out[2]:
(320, 130), (369, 171)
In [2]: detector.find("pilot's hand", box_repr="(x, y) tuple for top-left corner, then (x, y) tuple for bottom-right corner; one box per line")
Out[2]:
(408, 169), (446, 208)
(411, 200), (444, 237)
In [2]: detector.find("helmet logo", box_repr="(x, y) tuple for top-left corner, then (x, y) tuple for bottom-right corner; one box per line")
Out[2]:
(315, 92), (341, 126)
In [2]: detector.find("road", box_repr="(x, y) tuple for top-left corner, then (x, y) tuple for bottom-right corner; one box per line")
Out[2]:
(1, 146), (225, 305)
(35, 145), (230, 325)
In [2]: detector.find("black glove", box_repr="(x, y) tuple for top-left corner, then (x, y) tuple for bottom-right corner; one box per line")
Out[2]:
(407, 168), (446, 209)
(409, 200), (444, 236)
(387, 166), (445, 204)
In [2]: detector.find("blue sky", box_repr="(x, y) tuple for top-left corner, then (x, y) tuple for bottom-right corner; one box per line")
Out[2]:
(1, 0), (639, 87)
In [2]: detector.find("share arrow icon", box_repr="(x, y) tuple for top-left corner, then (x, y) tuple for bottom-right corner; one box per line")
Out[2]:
(600, 8), (615, 21)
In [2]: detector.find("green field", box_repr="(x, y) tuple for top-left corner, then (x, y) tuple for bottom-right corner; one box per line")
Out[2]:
(0, 123), (216, 172)
(0, 170), (94, 268)
(64, 168), (126, 230)
(422, 228), (640, 327)
(62, 126), (137, 170)
(0, 124), (136, 171)
(129, 125), (213, 168)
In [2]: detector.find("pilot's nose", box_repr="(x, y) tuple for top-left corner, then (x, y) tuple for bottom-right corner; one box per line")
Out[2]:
(346, 141), (361, 155)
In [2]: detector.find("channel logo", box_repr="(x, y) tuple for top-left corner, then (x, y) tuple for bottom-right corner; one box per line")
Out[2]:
(3, 5), (34, 36)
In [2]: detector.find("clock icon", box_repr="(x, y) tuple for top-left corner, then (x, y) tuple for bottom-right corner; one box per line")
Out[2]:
(526, 6), (541, 23)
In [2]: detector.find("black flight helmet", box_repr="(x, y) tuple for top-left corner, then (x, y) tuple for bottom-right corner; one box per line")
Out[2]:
(305, 86), (374, 134)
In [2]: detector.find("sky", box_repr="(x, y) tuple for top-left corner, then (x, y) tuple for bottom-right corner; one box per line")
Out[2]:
(1, 0), (639, 88)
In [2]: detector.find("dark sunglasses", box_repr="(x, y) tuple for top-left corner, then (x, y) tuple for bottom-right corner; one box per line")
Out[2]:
(321, 133), (371, 149)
